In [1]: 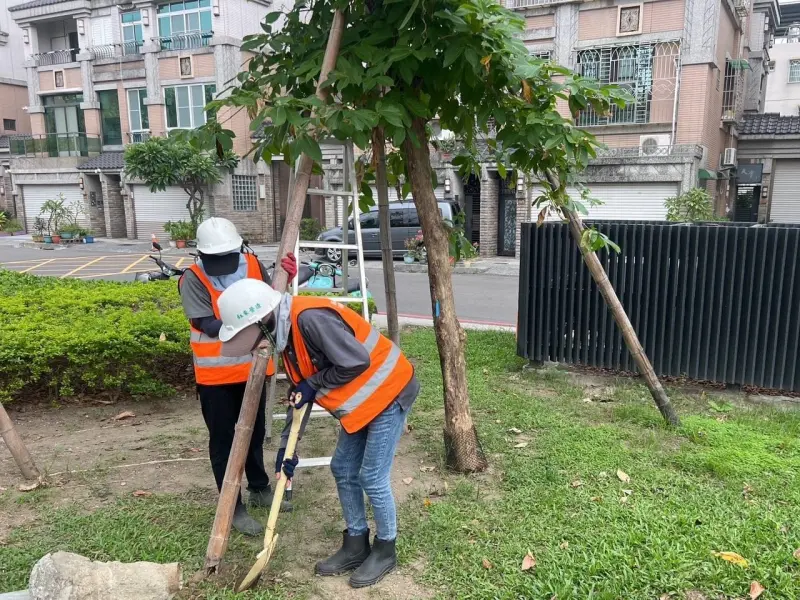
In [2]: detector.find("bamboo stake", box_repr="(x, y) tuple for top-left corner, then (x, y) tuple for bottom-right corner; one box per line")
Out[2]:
(563, 209), (680, 427)
(0, 401), (40, 480)
(203, 9), (347, 575)
(204, 348), (270, 574)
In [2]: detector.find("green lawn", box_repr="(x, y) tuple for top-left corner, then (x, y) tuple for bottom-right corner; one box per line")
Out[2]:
(1, 329), (799, 599)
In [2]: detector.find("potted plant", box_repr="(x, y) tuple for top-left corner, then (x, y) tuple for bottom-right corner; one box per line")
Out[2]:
(80, 228), (95, 243)
(33, 218), (47, 243)
(40, 196), (69, 244)
(404, 232), (424, 264)
(59, 223), (82, 241)
(165, 220), (194, 248)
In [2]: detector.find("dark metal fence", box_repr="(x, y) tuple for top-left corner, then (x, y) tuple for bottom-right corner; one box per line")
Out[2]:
(517, 221), (800, 392)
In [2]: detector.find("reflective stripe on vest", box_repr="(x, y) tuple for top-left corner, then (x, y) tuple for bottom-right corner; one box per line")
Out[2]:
(285, 297), (413, 433)
(181, 254), (275, 385)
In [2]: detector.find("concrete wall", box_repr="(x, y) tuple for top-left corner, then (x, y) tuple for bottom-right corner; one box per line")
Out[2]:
(765, 42), (800, 116)
(0, 0), (28, 82)
(578, 0), (685, 41)
(0, 81), (30, 135)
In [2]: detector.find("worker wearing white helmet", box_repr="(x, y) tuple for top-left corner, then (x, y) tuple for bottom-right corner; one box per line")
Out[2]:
(216, 278), (419, 588)
(179, 217), (297, 537)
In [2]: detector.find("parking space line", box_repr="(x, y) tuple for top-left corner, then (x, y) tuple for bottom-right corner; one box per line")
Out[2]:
(176, 257), (187, 268)
(121, 255), (150, 273)
(76, 271), (133, 279)
(61, 256), (107, 278)
(19, 259), (55, 273)
(1, 256), (98, 265)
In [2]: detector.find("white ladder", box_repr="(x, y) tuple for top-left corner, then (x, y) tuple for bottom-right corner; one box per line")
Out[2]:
(265, 140), (368, 480)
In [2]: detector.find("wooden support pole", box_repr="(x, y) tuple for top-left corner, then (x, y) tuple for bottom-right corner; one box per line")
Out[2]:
(0, 401), (40, 480)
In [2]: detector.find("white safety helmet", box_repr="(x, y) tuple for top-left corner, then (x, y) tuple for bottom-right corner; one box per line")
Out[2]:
(218, 278), (282, 343)
(196, 217), (243, 255)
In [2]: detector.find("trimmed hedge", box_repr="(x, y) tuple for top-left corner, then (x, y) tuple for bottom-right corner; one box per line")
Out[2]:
(0, 271), (378, 402)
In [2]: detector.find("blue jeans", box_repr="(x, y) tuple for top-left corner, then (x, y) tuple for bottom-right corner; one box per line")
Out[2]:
(330, 400), (407, 541)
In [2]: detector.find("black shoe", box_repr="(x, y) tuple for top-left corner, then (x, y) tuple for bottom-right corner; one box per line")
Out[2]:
(315, 529), (371, 576)
(349, 537), (396, 588)
(232, 504), (263, 537)
(248, 486), (293, 512)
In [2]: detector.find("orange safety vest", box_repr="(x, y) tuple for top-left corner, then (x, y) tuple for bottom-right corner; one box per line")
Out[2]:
(181, 253), (275, 385)
(283, 296), (414, 433)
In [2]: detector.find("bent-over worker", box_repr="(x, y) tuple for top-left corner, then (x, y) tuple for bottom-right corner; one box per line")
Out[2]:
(178, 217), (297, 536)
(217, 278), (419, 588)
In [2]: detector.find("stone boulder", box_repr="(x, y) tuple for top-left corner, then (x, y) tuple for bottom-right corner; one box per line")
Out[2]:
(29, 552), (181, 600)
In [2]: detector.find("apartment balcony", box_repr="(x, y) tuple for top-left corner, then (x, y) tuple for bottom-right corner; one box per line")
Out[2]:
(89, 41), (144, 60)
(593, 144), (705, 159)
(8, 133), (102, 158)
(33, 48), (80, 67)
(722, 59), (747, 123)
(153, 31), (213, 52)
(510, 0), (556, 8)
(127, 131), (152, 143)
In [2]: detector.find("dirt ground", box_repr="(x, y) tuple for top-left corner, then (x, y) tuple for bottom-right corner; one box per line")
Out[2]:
(0, 394), (439, 599)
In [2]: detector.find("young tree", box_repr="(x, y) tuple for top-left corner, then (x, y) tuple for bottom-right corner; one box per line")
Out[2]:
(123, 136), (237, 231)
(209, 0), (675, 470)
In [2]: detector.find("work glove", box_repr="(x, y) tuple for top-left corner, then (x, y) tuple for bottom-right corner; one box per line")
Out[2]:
(281, 252), (298, 283)
(290, 380), (317, 409)
(275, 447), (299, 480)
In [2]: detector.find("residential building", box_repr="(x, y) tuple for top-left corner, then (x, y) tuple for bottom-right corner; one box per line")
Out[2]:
(1, 0), (32, 214)
(449, 0), (781, 257)
(764, 1), (800, 115)
(6, 0), (285, 242)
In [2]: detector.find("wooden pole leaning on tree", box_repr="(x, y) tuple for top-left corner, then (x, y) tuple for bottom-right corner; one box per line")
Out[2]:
(203, 10), (347, 576)
(205, 348), (270, 574)
(0, 401), (40, 480)
(556, 200), (680, 427)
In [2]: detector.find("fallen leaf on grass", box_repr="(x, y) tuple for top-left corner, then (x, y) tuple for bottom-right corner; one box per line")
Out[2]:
(482, 558), (492, 570)
(659, 595), (672, 600)
(18, 481), (40, 492)
(559, 541), (569, 550)
(402, 477), (414, 485)
(622, 489), (633, 496)
(712, 551), (749, 568)
(616, 469), (630, 483)
(423, 498), (431, 508)
(570, 480), (583, 488)
(508, 427), (522, 434)
(749, 581), (765, 600)
(419, 466), (435, 473)
(159, 333), (167, 342)
(590, 496), (602, 502)
(113, 411), (136, 421)
(521, 551), (536, 571)
(792, 548), (800, 560)
(514, 442), (529, 448)
(132, 490), (152, 498)
(619, 495), (629, 504)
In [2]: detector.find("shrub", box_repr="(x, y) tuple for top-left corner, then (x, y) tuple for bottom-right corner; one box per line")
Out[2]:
(665, 188), (719, 222)
(0, 271), (191, 402)
(3, 218), (24, 232)
(0, 271), (378, 403)
(300, 217), (324, 240)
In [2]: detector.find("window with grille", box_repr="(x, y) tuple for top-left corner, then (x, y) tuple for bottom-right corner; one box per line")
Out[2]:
(789, 59), (800, 84)
(574, 41), (680, 127)
(232, 176), (258, 212)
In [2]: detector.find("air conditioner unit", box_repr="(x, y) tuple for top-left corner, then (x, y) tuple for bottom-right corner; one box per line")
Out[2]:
(722, 147), (737, 166)
(639, 134), (671, 156)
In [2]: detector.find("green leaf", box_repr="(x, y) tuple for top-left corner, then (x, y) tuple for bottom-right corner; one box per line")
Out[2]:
(273, 106), (287, 127)
(264, 11), (281, 24)
(401, 180), (412, 199)
(295, 136), (322, 162)
(400, 0), (421, 29)
(444, 43), (464, 68)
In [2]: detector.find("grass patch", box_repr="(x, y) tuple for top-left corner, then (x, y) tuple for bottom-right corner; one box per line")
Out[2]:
(2, 329), (798, 598)
(401, 330), (800, 600)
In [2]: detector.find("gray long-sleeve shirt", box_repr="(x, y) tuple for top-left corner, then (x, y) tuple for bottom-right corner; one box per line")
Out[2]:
(279, 306), (419, 449)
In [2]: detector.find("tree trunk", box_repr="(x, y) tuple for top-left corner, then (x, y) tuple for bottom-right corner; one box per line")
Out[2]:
(564, 209), (680, 427)
(402, 118), (487, 472)
(372, 127), (400, 346)
(203, 9), (347, 575)
(0, 401), (40, 480)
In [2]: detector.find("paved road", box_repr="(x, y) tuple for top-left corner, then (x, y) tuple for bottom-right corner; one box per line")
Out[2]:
(0, 243), (519, 326)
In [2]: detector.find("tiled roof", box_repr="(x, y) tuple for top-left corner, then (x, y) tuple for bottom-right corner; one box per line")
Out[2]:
(77, 152), (124, 171)
(9, 0), (70, 11)
(740, 113), (800, 137)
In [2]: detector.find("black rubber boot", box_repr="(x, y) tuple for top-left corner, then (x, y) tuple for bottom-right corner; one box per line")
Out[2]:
(248, 486), (293, 512)
(315, 530), (371, 576)
(232, 503), (263, 537)
(349, 537), (396, 588)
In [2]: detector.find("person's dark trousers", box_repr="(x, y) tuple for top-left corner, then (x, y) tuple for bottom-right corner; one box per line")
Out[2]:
(198, 382), (270, 505)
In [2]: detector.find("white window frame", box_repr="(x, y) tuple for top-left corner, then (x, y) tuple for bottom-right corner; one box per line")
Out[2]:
(120, 10), (143, 54)
(789, 59), (800, 84)
(127, 88), (148, 133)
(164, 83), (215, 130)
(157, 0), (213, 38)
(232, 175), (259, 212)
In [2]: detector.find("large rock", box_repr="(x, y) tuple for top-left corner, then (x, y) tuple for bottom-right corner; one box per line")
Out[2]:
(29, 552), (181, 600)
